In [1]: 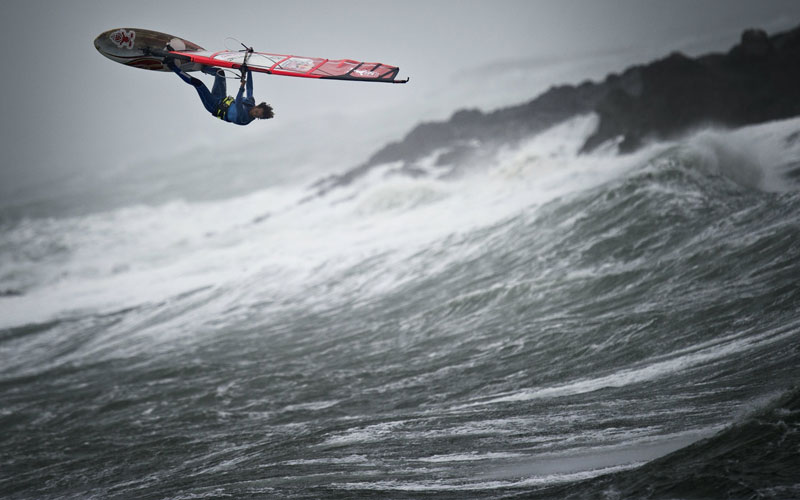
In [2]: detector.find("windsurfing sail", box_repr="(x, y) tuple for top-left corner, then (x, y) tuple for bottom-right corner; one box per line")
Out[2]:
(94, 28), (408, 84)
(170, 49), (408, 84)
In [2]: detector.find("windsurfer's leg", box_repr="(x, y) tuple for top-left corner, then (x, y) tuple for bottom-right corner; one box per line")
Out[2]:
(211, 73), (227, 102)
(167, 60), (203, 87)
(194, 87), (218, 114)
(166, 60), (216, 113)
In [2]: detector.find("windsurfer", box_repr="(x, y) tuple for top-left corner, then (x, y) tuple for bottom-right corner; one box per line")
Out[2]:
(166, 59), (274, 125)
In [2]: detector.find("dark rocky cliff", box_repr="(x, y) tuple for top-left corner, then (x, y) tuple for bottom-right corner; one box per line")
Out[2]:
(312, 25), (800, 196)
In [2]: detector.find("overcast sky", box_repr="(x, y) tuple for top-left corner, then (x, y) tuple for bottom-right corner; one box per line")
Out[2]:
(2, 0), (800, 201)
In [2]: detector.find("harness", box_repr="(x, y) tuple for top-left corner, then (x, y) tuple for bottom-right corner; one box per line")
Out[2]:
(214, 96), (235, 120)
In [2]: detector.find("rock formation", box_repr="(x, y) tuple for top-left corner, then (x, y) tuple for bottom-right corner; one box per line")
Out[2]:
(312, 25), (800, 196)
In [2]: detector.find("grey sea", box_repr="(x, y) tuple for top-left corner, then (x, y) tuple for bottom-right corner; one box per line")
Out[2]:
(2, 115), (799, 499)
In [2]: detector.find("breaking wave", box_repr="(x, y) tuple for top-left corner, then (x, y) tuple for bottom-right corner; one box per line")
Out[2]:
(1, 115), (799, 498)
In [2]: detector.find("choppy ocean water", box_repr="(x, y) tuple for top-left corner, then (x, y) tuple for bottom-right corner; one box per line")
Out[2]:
(1, 115), (799, 499)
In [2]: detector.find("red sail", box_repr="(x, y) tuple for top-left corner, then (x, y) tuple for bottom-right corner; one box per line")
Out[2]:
(174, 49), (408, 84)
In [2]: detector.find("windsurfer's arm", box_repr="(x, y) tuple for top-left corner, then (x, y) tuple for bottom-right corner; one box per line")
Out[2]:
(246, 70), (253, 100)
(235, 70), (247, 104)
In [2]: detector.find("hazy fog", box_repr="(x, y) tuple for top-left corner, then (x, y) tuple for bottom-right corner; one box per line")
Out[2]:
(2, 0), (799, 204)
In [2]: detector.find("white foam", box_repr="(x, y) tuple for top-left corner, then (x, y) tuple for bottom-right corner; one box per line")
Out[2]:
(417, 452), (525, 463)
(462, 324), (798, 407)
(1, 114), (626, 336)
(280, 454), (371, 466)
(282, 400), (341, 412)
(4, 113), (796, 343)
(321, 420), (408, 446)
(679, 116), (800, 192)
(336, 463), (641, 491)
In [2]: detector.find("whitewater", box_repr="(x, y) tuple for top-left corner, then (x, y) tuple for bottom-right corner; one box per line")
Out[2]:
(1, 113), (799, 499)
